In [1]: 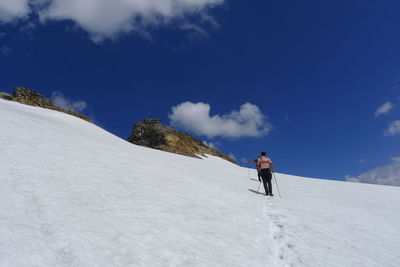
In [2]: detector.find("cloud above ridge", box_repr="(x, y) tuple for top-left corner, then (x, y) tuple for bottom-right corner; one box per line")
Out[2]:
(51, 91), (87, 113)
(0, 0), (225, 42)
(169, 102), (273, 139)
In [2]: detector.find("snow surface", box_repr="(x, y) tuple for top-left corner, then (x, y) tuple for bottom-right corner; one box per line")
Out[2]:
(1, 98), (400, 267)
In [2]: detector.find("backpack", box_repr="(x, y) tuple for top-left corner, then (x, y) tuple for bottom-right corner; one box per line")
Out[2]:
(257, 156), (271, 170)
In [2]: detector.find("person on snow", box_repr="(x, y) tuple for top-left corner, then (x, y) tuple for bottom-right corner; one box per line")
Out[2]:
(251, 151), (275, 196)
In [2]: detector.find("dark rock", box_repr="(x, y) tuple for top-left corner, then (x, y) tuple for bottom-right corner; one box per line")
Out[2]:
(13, 87), (53, 107)
(0, 92), (13, 100)
(128, 119), (236, 164)
(129, 121), (166, 148)
(3, 87), (91, 122)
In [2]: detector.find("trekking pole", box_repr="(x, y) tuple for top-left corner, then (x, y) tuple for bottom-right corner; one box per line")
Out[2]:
(257, 181), (262, 193)
(272, 171), (281, 198)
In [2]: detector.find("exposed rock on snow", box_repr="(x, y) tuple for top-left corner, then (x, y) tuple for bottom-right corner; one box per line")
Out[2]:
(0, 92), (13, 100)
(3, 87), (91, 122)
(128, 119), (236, 163)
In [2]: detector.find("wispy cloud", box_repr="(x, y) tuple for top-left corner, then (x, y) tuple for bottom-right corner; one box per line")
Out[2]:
(202, 141), (218, 149)
(375, 101), (394, 117)
(0, 0), (225, 42)
(19, 21), (37, 36)
(51, 91), (87, 113)
(0, 0), (30, 23)
(169, 102), (273, 139)
(392, 157), (400, 163)
(384, 120), (400, 136)
(180, 23), (210, 41)
(0, 46), (11, 55)
(346, 158), (400, 186)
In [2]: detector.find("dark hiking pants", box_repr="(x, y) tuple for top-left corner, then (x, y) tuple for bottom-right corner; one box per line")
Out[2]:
(260, 169), (272, 195)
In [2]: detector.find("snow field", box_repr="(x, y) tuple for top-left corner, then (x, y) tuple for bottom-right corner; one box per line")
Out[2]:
(1, 99), (400, 267)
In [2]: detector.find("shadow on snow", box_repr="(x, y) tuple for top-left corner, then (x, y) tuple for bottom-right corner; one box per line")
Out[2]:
(248, 188), (265, 195)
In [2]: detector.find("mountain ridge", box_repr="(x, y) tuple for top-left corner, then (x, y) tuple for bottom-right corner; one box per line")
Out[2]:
(0, 87), (91, 122)
(128, 119), (236, 163)
(1, 87), (234, 163)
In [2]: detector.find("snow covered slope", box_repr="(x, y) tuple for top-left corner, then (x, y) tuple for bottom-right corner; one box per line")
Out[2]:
(1, 99), (400, 267)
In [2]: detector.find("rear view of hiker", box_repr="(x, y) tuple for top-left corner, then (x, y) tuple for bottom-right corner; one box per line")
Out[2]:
(257, 151), (275, 196)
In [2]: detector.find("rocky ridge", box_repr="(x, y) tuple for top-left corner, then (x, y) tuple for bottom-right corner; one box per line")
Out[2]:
(0, 87), (91, 122)
(1, 87), (234, 163)
(128, 119), (236, 164)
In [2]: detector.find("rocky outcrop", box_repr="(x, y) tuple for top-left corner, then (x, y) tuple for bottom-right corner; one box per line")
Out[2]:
(0, 87), (91, 122)
(0, 92), (13, 100)
(128, 119), (236, 163)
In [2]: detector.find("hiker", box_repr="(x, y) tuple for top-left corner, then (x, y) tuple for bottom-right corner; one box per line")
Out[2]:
(252, 151), (275, 196)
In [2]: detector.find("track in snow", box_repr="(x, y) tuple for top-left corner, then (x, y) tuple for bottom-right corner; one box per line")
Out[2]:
(248, 176), (302, 267)
(265, 199), (302, 267)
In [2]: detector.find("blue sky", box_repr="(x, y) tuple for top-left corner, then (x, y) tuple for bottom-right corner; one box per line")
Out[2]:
(1, 0), (399, 184)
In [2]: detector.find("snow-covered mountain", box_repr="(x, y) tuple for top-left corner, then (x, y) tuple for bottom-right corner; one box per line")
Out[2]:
(1, 99), (400, 267)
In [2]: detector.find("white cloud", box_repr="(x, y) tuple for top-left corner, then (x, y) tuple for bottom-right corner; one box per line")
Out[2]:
(169, 102), (273, 138)
(384, 120), (400, 136)
(51, 91), (87, 113)
(375, 101), (394, 117)
(346, 158), (400, 186)
(0, 0), (224, 42)
(0, 0), (30, 23)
